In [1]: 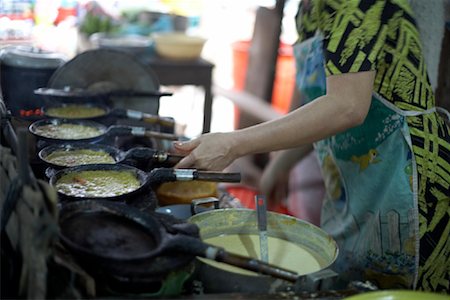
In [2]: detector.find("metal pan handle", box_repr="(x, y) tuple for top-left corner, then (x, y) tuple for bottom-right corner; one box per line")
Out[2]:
(170, 169), (241, 182)
(147, 168), (241, 185)
(112, 109), (176, 128)
(123, 147), (184, 166)
(107, 126), (180, 140)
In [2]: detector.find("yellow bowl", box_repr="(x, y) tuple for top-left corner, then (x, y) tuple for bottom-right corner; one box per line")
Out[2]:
(156, 180), (217, 206)
(152, 32), (206, 60)
(344, 290), (449, 300)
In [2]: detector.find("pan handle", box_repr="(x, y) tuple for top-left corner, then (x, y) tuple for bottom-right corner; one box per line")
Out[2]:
(173, 169), (241, 182)
(147, 168), (241, 185)
(113, 109), (176, 128)
(107, 126), (180, 140)
(107, 90), (173, 98)
(123, 147), (184, 165)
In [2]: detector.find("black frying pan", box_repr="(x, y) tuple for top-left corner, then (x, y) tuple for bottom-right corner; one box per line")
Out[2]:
(58, 200), (300, 283)
(29, 118), (179, 144)
(34, 87), (173, 99)
(49, 163), (242, 202)
(38, 143), (183, 169)
(41, 102), (176, 128)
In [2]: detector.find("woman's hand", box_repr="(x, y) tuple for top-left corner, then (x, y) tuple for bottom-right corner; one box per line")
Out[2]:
(173, 132), (239, 171)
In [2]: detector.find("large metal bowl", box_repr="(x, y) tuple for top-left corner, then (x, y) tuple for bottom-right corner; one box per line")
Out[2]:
(188, 208), (338, 294)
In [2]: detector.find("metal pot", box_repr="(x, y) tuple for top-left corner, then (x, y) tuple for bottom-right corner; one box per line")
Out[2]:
(0, 46), (66, 119)
(155, 197), (219, 220)
(188, 208), (339, 294)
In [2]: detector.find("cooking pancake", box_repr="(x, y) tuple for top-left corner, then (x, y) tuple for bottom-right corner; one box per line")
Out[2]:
(33, 123), (103, 140)
(199, 234), (323, 276)
(45, 148), (116, 167)
(55, 170), (141, 198)
(45, 104), (107, 119)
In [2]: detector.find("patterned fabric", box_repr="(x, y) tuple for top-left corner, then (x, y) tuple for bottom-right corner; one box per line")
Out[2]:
(295, 0), (450, 292)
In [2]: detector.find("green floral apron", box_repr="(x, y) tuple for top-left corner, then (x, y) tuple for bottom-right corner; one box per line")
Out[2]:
(294, 35), (421, 288)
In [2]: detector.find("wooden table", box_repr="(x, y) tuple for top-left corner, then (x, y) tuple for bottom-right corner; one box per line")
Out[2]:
(141, 55), (215, 133)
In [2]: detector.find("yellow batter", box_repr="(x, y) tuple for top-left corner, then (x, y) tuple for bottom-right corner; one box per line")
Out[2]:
(45, 149), (115, 167)
(56, 170), (141, 198)
(34, 123), (103, 140)
(46, 105), (106, 119)
(199, 234), (322, 276)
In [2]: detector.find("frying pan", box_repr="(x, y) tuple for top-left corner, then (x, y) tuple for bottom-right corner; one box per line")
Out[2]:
(34, 87), (173, 99)
(29, 118), (179, 144)
(40, 102), (175, 128)
(49, 164), (242, 202)
(58, 200), (301, 283)
(38, 143), (183, 169)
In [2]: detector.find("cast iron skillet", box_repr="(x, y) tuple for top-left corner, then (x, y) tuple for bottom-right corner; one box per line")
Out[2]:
(34, 87), (173, 100)
(58, 200), (301, 282)
(38, 143), (184, 169)
(41, 102), (175, 128)
(49, 163), (242, 202)
(29, 118), (179, 144)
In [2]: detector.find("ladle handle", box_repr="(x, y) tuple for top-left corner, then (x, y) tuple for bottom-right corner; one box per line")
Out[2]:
(213, 248), (299, 283)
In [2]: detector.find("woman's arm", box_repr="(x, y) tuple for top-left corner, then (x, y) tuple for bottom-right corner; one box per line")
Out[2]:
(174, 70), (375, 170)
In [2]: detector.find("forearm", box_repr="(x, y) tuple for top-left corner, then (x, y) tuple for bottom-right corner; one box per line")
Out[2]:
(233, 94), (357, 156)
(232, 71), (374, 157)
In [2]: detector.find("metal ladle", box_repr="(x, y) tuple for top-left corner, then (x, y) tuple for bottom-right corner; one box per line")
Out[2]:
(255, 194), (269, 263)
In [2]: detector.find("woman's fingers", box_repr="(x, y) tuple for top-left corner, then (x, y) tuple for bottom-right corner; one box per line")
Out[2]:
(173, 138), (200, 153)
(172, 132), (237, 171)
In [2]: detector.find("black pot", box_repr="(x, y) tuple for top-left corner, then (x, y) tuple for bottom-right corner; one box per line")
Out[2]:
(0, 46), (66, 120)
